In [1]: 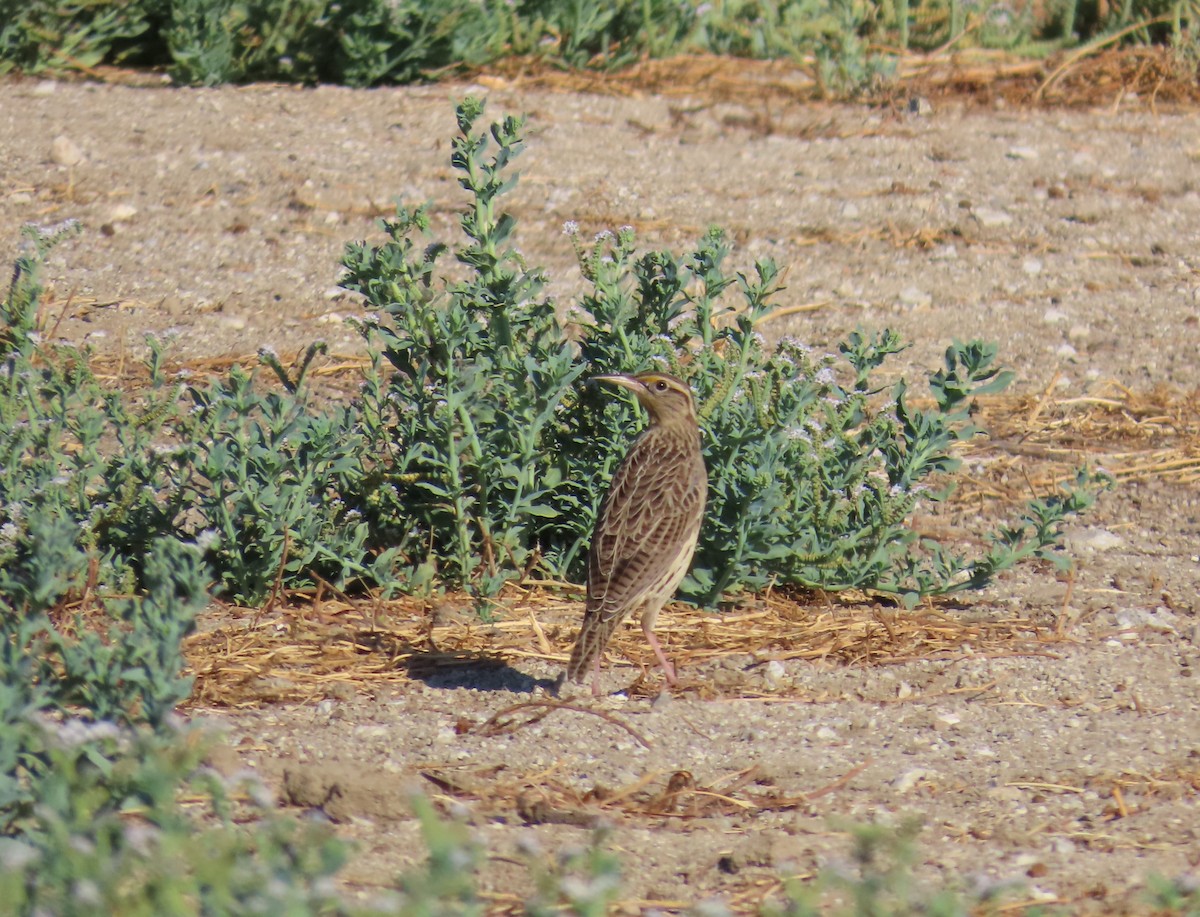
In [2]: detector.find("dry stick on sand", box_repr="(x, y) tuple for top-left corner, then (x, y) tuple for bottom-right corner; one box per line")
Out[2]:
(473, 700), (653, 749)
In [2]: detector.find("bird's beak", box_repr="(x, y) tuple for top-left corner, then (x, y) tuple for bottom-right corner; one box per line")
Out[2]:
(589, 373), (643, 394)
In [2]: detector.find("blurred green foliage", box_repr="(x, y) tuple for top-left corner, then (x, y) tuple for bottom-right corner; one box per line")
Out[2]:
(0, 0), (1194, 94)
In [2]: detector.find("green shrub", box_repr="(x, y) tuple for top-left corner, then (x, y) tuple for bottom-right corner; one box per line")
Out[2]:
(0, 0), (155, 74)
(2, 0), (1188, 89)
(343, 97), (1103, 605)
(1, 100), (1102, 609)
(0, 714), (352, 914)
(0, 223), (399, 605)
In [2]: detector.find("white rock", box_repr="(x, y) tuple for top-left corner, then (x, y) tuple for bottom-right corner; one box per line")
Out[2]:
(1116, 606), (1179, 634)
(763, 659), (788, 691)
(1022, 257), (1043, 275)
(974, 207), (1013, 228)
(51, 134), (85, 166)
(893, 768), (929, 793)
(1056, 343), (1078, 360)
(1007, 146), (1039, 160)
(898, 286), (932, 308)
(841, 201), (860, 219)
(1067, 528), (1125, 552)
(108, 203), (138, 223)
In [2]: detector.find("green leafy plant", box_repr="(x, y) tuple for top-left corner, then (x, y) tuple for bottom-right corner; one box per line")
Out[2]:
(0, 0), (1194, 89)
(0, 0), (154, 75)
(1, 222), (404, 606)
(2, 101), (1102, 611)
(524, 828), (623, 917)
(0, 713), (352, 914)
(1146, 873), (1200, 915)
(344, 97), (1103, 605)
(763, 818), (1017, 916)
(341, 97), (588, 595)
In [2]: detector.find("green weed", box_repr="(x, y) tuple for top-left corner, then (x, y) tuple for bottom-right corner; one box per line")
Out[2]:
(344, 98), (1106, 605)
(1, 100), (1104, 608)
(0, 0), (1191, 91)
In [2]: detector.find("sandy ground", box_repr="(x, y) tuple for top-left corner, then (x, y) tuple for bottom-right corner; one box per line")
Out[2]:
(2, 73), (1199, 912)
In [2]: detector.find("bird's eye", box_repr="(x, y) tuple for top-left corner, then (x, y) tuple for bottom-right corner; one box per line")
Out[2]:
(654, 380), (668, 392)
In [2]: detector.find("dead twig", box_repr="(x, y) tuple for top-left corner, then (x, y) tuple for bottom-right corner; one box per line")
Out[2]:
(473, 700), (652, 749)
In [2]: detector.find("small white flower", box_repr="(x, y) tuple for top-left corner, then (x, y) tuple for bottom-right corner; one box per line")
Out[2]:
(122, 822), (158, 857)
(0, 838), (39, 871)
(71, 879), (102, 907)
(562, 221), (579, 236)
(195, 529), (220, 552)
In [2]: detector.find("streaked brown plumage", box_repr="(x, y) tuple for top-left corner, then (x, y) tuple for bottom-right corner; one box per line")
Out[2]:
(565, 371), (707, 695)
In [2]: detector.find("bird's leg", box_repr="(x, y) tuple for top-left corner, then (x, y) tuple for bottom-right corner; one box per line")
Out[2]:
(643, 623), (677, 686)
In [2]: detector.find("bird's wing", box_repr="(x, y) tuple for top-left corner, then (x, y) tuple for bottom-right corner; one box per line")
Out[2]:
(586, 440), (706, 625)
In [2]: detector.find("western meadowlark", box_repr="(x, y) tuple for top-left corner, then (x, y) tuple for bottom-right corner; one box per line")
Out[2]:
(565, 371), (708, 695)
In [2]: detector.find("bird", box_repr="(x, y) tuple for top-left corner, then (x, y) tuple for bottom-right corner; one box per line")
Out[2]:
(565, 371), (708, 696)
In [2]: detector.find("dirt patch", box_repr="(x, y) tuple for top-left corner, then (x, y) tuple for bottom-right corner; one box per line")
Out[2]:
(3, 62), (1200, 912)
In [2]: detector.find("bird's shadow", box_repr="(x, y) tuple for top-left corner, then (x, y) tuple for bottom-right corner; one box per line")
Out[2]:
(355, 631), (558, 694)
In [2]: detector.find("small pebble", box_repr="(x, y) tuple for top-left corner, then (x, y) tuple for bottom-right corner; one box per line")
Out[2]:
(974, 206), (1013, 228)
(893, 768), (929, 793)
(108, 203), (138, 222)
(898, 286), (932, 309)
(1067, 528), (1125, 552)
(51, 134), (85, 166)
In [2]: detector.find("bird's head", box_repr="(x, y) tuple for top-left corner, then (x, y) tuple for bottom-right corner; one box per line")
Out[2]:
(590, 371), (697, 425)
